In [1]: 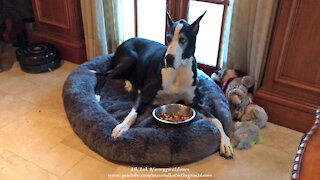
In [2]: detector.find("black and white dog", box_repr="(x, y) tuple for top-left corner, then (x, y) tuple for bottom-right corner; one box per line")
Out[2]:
(97, 12), (233, 158)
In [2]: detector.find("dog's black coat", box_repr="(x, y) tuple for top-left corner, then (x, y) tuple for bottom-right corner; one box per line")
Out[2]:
(103, 37), (199, 109)
(104, 38), (171, 107)
(62, 55), (232, 166)
(108, 38), (166, 89)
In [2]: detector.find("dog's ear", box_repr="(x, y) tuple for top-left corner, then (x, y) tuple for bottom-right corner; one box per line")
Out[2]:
(190, 11), (206, 35)
(241, 76), (254, 89)
(166, 12), (174, 28)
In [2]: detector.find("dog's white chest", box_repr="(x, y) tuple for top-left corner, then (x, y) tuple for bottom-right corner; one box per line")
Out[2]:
(153, 58), (196, 105)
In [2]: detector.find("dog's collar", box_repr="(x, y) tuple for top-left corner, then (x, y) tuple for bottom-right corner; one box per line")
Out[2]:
(248, 102), (257, 106)
(222, 77), (237, 92)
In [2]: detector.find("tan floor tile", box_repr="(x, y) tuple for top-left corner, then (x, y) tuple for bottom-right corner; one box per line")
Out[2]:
(2, 61), (78, 87)
(60, 155), (117, 180)
(261, 123), (303, 153)
(61, 133), (111, 164)
(52, 61), (79, 77)
(17, 82), (65, 114)
(0, 73), (20, 90)
(22, 61), (78, 86)
(0, 78), (39, 96)
(32, 143), (84, 177)
(185, 123), (301, 180)
(0, 147), (58, 180)
(0, 109), (72, 161)
(1, 62), (30, 80)
(0, 90), (5, 96)
(0, 92), (37, 129)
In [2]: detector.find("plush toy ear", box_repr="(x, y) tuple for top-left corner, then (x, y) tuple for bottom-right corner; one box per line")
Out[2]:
(241, 76), (254, 89)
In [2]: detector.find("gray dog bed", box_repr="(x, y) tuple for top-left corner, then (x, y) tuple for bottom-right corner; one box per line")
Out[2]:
(62, 54), (232, 166)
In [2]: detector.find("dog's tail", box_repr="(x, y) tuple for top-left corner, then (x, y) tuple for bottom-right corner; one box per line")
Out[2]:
(88, 69), (110, 76)
(88, 69), (110, 95)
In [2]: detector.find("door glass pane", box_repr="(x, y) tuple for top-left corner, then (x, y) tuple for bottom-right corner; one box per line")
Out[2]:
(189, 0), (224, 66)
(118, 0), (135, 42)
(137, 0), (166, 44)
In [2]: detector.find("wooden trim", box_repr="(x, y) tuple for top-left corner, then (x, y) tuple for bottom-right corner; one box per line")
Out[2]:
(256, 88), (317, 114)
(216, 0), (228, 67)
(33, 31), (86, 64)
(197, 63), (219, 76)
(134, 0), (138, 37)
(193, 0), (227, 5)
(166, 0), (189, 21)
(34, 0), (70, 29)
(274, 0), (300, 82)
(275, 77), (320, 94)
(255, 88), (316, 132)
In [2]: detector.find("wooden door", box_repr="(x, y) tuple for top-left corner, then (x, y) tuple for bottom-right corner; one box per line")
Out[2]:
(255, 0), (320, 132)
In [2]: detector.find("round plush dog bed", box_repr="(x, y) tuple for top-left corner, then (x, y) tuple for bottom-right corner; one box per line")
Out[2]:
(62, 54), (232, 166)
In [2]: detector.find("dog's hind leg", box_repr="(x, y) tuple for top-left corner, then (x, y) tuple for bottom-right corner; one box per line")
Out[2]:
(93, 50), (137, 95)
(107, 49), (138, 80)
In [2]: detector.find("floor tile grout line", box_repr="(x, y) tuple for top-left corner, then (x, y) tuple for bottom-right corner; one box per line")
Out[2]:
(60, 140), (118, 167)
(1, 61), (77, 87)
(0, 93), (38, 131)
(0, 145), (60, 179)
(31, 143), (86, 178)
(0, 102), (61, 131)
(59, 154), (86, 179)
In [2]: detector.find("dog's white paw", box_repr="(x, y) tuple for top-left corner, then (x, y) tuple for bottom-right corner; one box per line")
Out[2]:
(124, 80), (133, 93)
(219, 135), (234, 159)
(112, 123), (129, 138)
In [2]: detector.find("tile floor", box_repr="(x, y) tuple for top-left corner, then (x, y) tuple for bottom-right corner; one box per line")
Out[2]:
(0, 57), (303, 180)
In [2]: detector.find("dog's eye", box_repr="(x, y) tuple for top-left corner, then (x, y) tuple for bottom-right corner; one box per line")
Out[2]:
(167, 36), (172, 44)
(179, 37), (187, 44)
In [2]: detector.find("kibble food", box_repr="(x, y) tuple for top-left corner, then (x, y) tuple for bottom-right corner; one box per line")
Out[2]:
(159, 112), (191, 122)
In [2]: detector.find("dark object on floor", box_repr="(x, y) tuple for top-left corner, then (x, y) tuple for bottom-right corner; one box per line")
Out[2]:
(62, 55), (232, 166)
(0, 42), (2, 72)
(21, 17), (35, 44)
(16, 43), (61, 73)
(0, 42), (15, 72)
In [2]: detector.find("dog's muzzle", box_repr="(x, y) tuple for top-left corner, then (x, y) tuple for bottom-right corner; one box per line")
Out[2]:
(165, 54), (175, 68)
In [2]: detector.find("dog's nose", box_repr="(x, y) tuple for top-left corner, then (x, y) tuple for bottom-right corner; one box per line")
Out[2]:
(165, 54), (175, 68)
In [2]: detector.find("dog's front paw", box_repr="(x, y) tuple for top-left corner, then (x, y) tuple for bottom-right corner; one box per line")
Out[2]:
(219, 135), (234, 159)
(112, 123), (129, 138)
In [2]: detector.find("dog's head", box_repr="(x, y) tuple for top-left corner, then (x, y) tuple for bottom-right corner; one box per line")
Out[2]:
(164, 11), (206, 69)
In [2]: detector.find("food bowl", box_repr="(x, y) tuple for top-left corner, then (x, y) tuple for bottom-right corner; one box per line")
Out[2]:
(152, 104), (196, 124)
